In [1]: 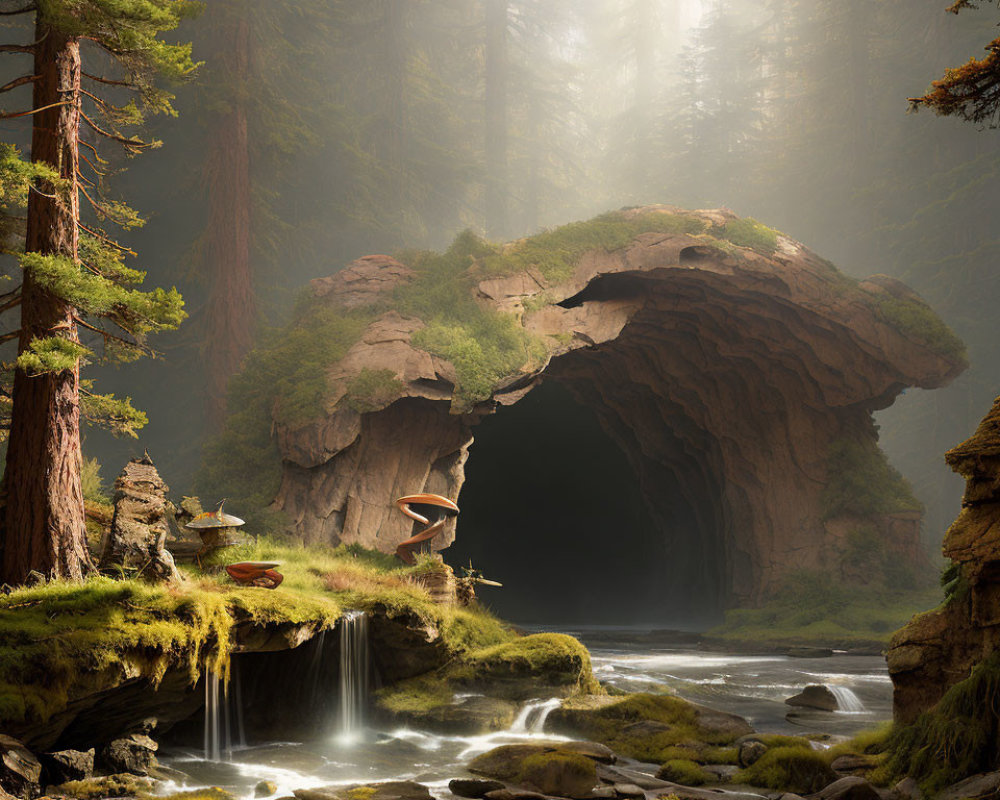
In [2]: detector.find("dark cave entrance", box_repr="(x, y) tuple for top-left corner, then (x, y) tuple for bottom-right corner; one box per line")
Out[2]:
(447, 379), (725, 628)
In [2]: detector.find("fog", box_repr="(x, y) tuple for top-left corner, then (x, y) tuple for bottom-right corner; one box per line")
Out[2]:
(14, 0), (992, 551)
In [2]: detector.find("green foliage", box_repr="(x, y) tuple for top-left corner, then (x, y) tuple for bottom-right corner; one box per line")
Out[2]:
(707, 571), (940, 647)
(736, 746), (836, 793)
(80, 456), (108, 504)
(657, 759), (713, 786)
(477, 210), (709, 283)
(885, 654), (1000, 793)
(821, 437), (923, 519)
(79, 388), (149, 438)
(399, 231), (549, 408)
(716, 218), (780, 252)
(865, 293), (968, 363)
(15, 336), (90, 374)
(342, 368), (404, 413)
(195, 305), (372, 525)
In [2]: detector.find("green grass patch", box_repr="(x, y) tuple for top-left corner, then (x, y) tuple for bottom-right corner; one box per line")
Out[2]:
(341, 368), (404, 413)
(707, 572), (940, 648)
(657, 759), (713, 786)
(716, 218), (780, 253)
(865, 292), (967, 363)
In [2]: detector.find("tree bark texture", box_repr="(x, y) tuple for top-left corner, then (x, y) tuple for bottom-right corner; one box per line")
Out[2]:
(205, 5), (254, 424)
(2, 21), (91, 584)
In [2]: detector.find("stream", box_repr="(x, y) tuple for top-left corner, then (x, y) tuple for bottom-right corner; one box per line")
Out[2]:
(162, 627), (892, 800)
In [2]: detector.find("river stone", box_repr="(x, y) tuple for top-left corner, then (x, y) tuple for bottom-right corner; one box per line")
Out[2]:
(612, 785), (644, 798)
(256, 781), (279, 797)
(557, 742), (616, 764)
(449, 780), (506, 798)
(738, 740), (767, 768)
(100, 734), (158, 776)
(785, 685), (838, 712)
(41, 749), (94, 783)
(938, 772), (1000, 800)
(296, 782), (432, 800)
(891, 778), (920, 800)
(0, 735), (41, 798)
(469, 743), (601, 798)
(809, 776), (880, 800)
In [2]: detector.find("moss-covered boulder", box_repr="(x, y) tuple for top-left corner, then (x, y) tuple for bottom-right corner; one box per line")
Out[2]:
(547, 693), (752, 765)
(294, 783), (431, 800)
(375, 633), (599, 733)
(735, 746), (837, 794)
(468, 743), (607, 798)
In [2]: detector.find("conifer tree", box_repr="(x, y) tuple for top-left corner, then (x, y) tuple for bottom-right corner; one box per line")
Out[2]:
(0, 0), (197, 584)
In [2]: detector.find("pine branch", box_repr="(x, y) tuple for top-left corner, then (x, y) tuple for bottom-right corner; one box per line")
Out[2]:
(78, 142), (109, 176)
(0, 44), (34, 54)
(73, 314), (147, 353)
(0, 75), (38, 94)
(0, 330), (20, 345)
(0, 294), (20, 314)
(75, 220), (137, 256)
(82, 72), (135, 89)
(0, 6), (36, 15)
(80, 110), (150, 152)
(75, 168), (96, 188)
(0, 100), (71, 119)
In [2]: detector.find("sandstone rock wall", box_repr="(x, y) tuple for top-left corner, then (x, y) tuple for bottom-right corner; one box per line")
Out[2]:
(888, 395), (1000, 722)
(269, 207), (964, 606)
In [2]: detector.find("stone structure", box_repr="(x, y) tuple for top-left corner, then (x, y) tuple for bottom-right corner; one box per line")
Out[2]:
(99, 455), (180, 582)
(888, 395), (1000, 723)
(270, 206), (964, 606)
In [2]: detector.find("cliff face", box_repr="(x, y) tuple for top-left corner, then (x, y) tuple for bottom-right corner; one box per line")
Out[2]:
(888, 396), (1000, 723)
(267, 206), (964, 606)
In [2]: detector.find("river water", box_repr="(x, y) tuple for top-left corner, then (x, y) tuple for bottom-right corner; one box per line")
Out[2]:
(162, 629), (891, 799)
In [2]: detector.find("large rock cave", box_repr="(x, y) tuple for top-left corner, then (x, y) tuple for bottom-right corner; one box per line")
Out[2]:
(268, 207), (965, 615)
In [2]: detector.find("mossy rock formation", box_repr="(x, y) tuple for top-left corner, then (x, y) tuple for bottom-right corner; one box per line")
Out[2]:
(212, 206), (964, 606)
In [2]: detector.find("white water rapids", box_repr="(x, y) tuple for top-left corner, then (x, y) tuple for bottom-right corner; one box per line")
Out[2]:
(172, 632), (891, 800)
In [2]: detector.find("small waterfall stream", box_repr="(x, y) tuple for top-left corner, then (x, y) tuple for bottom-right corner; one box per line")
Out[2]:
(203, 660), (247, 761)
(338, 611), (369, 740)
(509, 698), (562, 734)
(829, 685), (866, 713)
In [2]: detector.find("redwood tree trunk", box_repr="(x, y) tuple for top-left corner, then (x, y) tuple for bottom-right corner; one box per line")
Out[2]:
(205, 5), (254, 424)
(485, 0), (509, 239)
(1, 21), (91, 584)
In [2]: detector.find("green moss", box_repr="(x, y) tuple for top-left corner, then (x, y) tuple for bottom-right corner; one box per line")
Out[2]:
(163, 791), (237, 800)
(656, 759), (713, 786)
(735, 746), (836, 793)
(754, 734), (814, 751)
(467, 633), (601, 694)
(81, 456), (109, 504)
(346, 789), (377, 800)
(342, 368), (404, 413)
(56, 775), (155, 800)
(884, 654), (1000, 793)
(516, 751), (597, 796)
(478, 210), (709, 283)
(865, 292), (967, 363)
(822, 437), (922, 520)
(716, 218), (780, 253)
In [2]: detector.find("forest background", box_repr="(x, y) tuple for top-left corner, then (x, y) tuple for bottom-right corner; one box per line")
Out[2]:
(3, 0), (994, 550)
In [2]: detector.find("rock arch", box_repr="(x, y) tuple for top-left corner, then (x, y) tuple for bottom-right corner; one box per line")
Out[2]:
(270, 207), (964, 607)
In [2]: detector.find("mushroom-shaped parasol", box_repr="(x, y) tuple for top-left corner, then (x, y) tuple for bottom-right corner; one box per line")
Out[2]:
(394, 493), (459, 564)
(186, 500), (245, 568)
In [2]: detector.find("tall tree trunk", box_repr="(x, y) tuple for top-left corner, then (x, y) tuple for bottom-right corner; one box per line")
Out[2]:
(2, 21), (91, 584)
(205, 3), (254, 424)
(485, 0), (509, 239)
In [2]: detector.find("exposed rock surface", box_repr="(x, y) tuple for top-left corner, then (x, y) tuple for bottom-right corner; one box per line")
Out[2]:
(99, 455), (180, 582)
(786, 685), (838, 712)
(99, 733), (158, 776)
(270, 206), (964, 605)
(888, 395), (1000, 721)
(39, 749), (94, 784)
(0, 735), (40, 799)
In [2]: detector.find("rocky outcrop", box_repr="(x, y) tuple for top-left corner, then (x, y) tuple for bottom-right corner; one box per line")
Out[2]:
(99, 455), (180, 582)
(270, 206), (964, 605)
(888, 395), (1000, 722)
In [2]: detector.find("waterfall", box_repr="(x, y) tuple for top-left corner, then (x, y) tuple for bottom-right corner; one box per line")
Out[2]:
(829, 686), (866, 713)
(510, 698), (562, 734)
(338, 611), (369, 740)
(203, 663), (246, 760)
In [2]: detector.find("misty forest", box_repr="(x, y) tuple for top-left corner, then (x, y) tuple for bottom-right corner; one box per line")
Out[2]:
(0, 1), (999, 800)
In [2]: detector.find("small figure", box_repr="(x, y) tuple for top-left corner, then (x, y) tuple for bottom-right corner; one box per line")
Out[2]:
(225, 561), (284, 589)
(394, 493), (459, 564)
(185, 500), (246, 568)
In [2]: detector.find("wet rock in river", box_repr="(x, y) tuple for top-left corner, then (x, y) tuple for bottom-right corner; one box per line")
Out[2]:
(0, 735), (41, 799)
(785, 685), (838, 712)
(255, 781), (279, 797)
(469, 743), (603, 798)
(808, 776), (880, 800)
(449, 779), (507, 798)
(40, 748), (94, 784)
(99, 733), (158, 776)
(738, 739), (767, 767)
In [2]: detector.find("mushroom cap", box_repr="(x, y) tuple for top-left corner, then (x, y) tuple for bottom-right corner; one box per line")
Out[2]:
(185, 503), (245, 529)
(395, 493), (460, 516)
